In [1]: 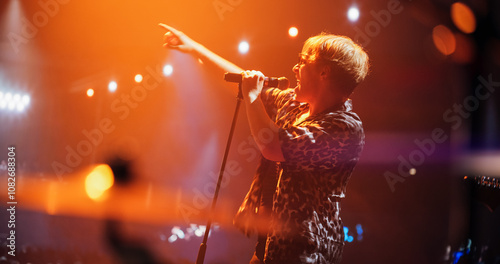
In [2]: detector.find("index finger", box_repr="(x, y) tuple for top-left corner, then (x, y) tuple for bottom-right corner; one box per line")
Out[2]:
(158, 23), (181, 35)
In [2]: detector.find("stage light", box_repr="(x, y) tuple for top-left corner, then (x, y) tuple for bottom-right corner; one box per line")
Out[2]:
(6, 93), (15, 110)
(343, 226), (354, 243)
(194, 225), (206, 237)
(16, 103), (25, 112)
(8, 101), (15, 110)
(238, 41), (249, 54)
(347, 6), (360, 22)
(85, 164), (114, 201)
(356, 224), (364, 241)
(409, 168), (417, 175)
(0, 92), (5, 109)
(172, 227), (185, 239)
(451, 3), (476, 34)
(163, 64), (173, 76)
(168, 235), (177, 243)
(86, 88), (94, 97)
(22, 95), (30, 105)
(108, 81), (117, 93)
(288, 27), (299, 37)
(356, 224), (364, 235)
(432, 25), (456, 55)
(134, 74), (143, 83)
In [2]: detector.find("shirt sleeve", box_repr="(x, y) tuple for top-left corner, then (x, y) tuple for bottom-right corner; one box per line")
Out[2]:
(260, 88), (295, 121)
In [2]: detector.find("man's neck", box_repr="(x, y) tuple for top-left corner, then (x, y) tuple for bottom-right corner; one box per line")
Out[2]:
(308, 88), (345, 115)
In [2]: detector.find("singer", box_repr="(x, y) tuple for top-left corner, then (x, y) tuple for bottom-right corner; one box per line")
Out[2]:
(160, 24), (369, 264)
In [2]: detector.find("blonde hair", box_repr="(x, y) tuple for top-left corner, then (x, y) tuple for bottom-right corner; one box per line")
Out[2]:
(302, 33), (369, 96)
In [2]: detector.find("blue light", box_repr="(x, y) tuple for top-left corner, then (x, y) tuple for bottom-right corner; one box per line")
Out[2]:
(356, 224), (363, 235)
(452, 252), (463, 264)
(356, 224), (364, 241)
(343, 227), (354, 243)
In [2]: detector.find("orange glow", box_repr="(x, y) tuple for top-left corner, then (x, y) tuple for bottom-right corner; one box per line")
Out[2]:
(0, 171), (240, 227)
(85, 164), (114, 201)
(86, 88), (94, 97)
(288, 27), (299, 37)
(451, 3), (476, 34)
(46, 183), (57, 215)
(432, 25), (456, 55)
(452, 33), (475, 64)
(134, 74), (143, 83)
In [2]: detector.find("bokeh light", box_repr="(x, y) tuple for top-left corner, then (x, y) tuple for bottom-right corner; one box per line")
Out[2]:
(347, 6), (360, 22)
(22, 94), (30, 105)
(163, 64), (174, 76)
(16, 103), (25, 112)
(288, 27), (298, 37)
(134, 74), (143, 83)
(86, 88), (94, 97)
(85, 164), (115, 201)
(108, 81), (118, 93)
(0, 92), (30, 112)
(238, 41), (250, 54)
(432, 25), (456, 56)
(8, 100), (15, 110)
(451, 2), (476, 34)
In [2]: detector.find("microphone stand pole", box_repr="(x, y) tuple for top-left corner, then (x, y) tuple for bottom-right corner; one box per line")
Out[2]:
(196, 82), (243, 264)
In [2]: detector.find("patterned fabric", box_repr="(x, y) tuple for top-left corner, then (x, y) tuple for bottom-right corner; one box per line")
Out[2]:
(233, 157), (279, 237)
(261, 88), (365, 264)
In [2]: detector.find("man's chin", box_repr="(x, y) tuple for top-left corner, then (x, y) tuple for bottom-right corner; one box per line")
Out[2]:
(294, 91), (305, 102)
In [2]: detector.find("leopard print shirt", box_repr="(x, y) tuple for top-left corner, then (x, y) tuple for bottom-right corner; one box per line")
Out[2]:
(262, 88), (365, 264)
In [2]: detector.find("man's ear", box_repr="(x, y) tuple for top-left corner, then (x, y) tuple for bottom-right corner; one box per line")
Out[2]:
(320, 64), (331, 80)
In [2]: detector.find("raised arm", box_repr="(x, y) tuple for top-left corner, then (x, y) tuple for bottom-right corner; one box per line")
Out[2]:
(159, 23), (243, 74)
(159, 24), (284, 161)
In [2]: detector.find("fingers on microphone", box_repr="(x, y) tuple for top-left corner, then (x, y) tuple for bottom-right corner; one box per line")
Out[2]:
(251, 70), (264, 80)
(242, 70), (264, 81)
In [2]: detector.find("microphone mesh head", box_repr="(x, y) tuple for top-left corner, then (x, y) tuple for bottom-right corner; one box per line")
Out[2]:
(278, 77), (290, 90)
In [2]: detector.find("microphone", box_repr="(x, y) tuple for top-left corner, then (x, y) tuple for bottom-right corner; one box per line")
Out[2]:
(224, 73), (290, 90)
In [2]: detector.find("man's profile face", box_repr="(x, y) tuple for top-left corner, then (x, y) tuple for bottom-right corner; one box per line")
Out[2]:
(293, 53), (321, 102)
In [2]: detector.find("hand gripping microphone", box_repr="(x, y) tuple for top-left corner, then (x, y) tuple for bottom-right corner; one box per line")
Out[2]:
(224, 73), (290, 90)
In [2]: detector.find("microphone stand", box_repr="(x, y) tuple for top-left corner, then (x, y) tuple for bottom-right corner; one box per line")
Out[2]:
(196, 82), (244, 264)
